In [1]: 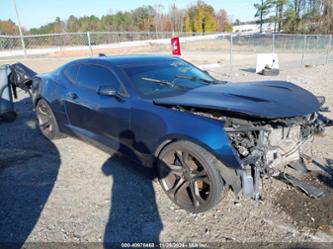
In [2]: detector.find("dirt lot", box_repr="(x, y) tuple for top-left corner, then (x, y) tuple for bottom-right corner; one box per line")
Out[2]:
(0, 55), (333, 246)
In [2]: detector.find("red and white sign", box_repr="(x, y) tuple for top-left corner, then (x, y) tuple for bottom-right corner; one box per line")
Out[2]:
(171, 37), (181, 56)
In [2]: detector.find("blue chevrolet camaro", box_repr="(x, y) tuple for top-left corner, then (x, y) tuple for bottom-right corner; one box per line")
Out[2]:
(31, 55), (331, 212)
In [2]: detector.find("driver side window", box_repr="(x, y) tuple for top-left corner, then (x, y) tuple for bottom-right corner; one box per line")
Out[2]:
(76, 64), (120, 91)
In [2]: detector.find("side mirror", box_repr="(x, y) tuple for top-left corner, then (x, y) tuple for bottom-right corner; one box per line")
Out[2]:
(97, 85), (124, 100)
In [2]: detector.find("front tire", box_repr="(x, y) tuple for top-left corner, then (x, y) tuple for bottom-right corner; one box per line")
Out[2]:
(157, 141), (225, 213)
(36, 99), (63, 140)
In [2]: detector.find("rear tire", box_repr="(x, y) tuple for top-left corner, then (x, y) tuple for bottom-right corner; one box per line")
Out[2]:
(157, 141), (225, 213)
(36, 99), (64, 140)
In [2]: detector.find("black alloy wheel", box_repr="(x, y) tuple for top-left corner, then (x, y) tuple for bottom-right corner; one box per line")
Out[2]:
(158, 141), (225, 213)
(36, 99), (62, 140)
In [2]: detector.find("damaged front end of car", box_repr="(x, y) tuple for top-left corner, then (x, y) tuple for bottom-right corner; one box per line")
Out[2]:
(172, 98), (333, 199)
(224, 109), (332, 199)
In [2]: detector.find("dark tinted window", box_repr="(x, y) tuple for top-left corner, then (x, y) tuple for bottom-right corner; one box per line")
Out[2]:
(123, 60), (215, 97)
(64, 64), (79, 82)
(76, 64), (120, 90)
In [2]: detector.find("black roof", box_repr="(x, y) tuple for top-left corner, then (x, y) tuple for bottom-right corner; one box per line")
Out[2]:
(71, 55), (180, 67)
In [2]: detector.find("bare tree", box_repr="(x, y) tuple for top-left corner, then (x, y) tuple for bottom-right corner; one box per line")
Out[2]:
(154, 4), (165, 35)
(216, 9), (230, 32)
(169, 4), (185, 34)
(320, 0), (333, 33)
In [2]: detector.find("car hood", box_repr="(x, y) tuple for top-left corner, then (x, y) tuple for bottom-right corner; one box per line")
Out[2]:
(153, 81), (320, 119)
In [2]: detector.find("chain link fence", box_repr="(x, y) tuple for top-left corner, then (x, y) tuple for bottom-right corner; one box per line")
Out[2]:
(0, 32), (332, 69)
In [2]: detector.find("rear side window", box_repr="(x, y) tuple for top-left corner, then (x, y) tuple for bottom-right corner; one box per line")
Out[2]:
(64, 64), (79, 82)
(76, 64), (120, 90)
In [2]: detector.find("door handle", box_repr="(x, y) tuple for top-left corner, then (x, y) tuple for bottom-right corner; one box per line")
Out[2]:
(67, 92), (78, 100)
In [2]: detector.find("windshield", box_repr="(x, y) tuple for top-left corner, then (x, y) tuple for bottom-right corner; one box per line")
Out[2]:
(122, 60), (216, 98)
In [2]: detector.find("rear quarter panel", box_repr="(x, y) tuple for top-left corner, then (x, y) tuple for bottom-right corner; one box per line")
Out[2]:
(32, 73), (68, 131)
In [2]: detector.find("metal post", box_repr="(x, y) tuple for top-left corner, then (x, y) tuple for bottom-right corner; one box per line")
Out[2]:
(12, 0), (26, 58)
(272, 33), (275, 53)
(301, 35), (307, 65)
(87, 32), (93, 56)
(248, 36), (251, 50)
(230, 33), (233, 74)
(326, 35), (332, 65)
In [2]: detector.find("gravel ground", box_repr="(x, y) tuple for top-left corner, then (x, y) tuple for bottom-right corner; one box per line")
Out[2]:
(0, 57), (332, 246)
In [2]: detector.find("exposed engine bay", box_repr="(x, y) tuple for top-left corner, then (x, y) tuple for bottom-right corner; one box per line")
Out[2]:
(224, 113), (327, 171)
(224, 112), (333, 198)
(172, 103), (333, 199)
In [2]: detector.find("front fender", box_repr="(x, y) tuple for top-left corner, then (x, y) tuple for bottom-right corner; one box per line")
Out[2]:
(131, 100), (242, 170)
(150, 108), (242, 170)
(155, 129), (242, 170)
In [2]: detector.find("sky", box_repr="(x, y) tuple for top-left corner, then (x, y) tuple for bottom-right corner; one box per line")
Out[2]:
(1, 0), (258, 29)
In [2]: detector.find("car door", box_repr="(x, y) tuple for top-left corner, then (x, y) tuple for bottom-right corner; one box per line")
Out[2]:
(63, 63), (131, 150)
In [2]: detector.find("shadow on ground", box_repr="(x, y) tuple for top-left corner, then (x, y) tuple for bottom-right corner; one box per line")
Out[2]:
(275, 168), (333, 233)
(1, 97), (164, 246)
(102, 154), (163, 246)
(240, 68), (256, 74)
(0, 97), (60, 247)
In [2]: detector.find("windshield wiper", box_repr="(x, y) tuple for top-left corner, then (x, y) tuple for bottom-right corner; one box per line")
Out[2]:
(141, 77), (175, 87)
(175, 75), (215, 84)
(141, 77), (189, 90)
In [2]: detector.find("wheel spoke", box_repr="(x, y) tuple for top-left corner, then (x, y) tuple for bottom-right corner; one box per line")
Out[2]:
(174, 151), (183, 165)
(174, 151), (191, 171)
(192, 169), (210, 184)
(167, 177), (186, 197)
(193, 170), (207, 178)
(174, 180), (190, 203)
(190, 181), (205, 208)
(168, 164), (184, 176)
(37, 105), (48, 116)
(40, 119), (51, 129)
(159, 160), (184, 177)
(182, 151), (189, 165)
